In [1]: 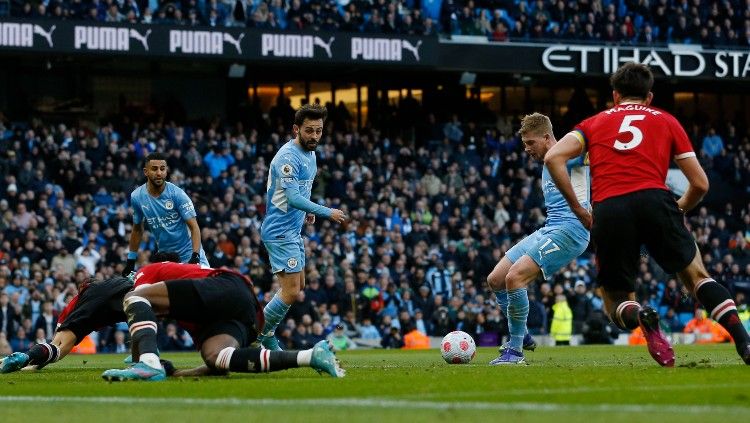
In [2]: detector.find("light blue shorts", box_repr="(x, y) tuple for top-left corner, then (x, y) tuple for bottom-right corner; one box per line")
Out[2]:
(506, 225), (589, 280)
(263, 237), (305, 274)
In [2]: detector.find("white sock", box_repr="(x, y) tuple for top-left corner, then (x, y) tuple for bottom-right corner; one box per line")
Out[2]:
(140, 353), (163, 370)
(297, 349), (313, 366)
(215, 347), (235, 370)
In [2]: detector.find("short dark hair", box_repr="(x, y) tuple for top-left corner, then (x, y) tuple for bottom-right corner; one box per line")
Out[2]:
(144, 152), (168, 167)
(150, 251), (181, 263)
(294, 104), (328, 127)
(610, 62), (653, 100)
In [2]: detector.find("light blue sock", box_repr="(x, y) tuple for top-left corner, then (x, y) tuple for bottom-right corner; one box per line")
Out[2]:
(494, 289), (509, 316)
(261, 293), (291, 337)
(507, 288), (529, 352)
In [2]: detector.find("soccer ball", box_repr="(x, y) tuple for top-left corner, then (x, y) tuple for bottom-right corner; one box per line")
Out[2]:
(441, 331), (476, 364)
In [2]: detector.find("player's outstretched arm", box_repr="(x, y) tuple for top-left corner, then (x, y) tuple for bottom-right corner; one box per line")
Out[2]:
(185, 218), (202, 263)
(124, 222), (144, 275)
(171, 364), (227, 377)
(545, 134), (592, 229)
(285, 186), (343, 221)
(674, 155), (709, 213)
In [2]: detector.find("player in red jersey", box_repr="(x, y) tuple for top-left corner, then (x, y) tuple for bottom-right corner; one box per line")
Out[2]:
(0, 252), (183, 374)
(544, 62), (750, 366)
(0, 276), (132, 373)
(102, 260), (344, 381)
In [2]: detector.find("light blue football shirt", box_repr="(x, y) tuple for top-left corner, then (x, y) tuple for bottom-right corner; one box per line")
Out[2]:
(542, 156), (590, 229)
(261, 140), (327, 241)
(131, 182), (208, 265)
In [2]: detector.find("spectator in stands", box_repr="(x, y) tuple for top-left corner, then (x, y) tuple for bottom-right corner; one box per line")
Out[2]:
(683, 309), (732, 344)
(568, 280), (593, 334)
(104, 330), (129, 353)
(33, 300), (56, 342)
(381, 325), (404, 349)
(549, 294), (572, 345)
(662, 307), (684, 333)
(357, 317), (381, 341)
(425, 259), (452, 300)
(10, 326), (33, 352)
(0, 292), (19, 336)
(328, 323), (357, 351)
(701, 127), (724, 158)
(73, 245), (100, 275)
(160, 322), (190, 351)
(402, 322), (430, 349)
(581, 309), (617, 344)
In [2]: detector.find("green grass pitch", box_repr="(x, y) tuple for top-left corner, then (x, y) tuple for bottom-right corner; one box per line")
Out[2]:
(1, 344), (748, 423)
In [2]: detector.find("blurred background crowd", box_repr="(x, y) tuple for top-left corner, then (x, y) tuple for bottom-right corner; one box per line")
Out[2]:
(2, 0), (750, 46)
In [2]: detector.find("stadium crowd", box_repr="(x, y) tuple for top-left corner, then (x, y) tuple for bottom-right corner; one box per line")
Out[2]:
(2, 0), (750, 46)
(0, 93), (748, 355)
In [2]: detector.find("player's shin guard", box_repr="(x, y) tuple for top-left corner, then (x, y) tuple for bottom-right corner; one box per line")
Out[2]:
(695, 279), (750, 351)
(124, 295), (159, 365)
(27, 342), (60, 367)
(507, 288), (529, 352)
(260, 293), (291, 338)
(215, 347), (300, 373)
(612, 300), (641, 330)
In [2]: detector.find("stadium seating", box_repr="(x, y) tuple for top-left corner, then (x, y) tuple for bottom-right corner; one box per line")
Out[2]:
(3, 0), (749, 45)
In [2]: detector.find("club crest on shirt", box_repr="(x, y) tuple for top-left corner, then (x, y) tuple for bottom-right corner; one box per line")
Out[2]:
(287, 258), (298, 268)
(281, 163), (293, 176)
(164, 200), (174, 210)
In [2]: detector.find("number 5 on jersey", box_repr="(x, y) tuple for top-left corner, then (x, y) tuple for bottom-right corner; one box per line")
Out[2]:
(614, 114), (646, 151)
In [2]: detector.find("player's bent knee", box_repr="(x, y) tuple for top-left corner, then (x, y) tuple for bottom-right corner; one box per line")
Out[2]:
(123, 294), (151, 309)
(486, 273), (503, 290)
(505, 271), (531, 290)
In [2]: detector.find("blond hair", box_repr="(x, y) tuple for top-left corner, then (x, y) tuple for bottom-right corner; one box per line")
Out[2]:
(518, 113), (553, 137)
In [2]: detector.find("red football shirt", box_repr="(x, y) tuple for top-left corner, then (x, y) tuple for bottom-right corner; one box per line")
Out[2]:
(571, 103), (695, 203)
(133, 262), (263, 341)
(133, 262), (229, 288)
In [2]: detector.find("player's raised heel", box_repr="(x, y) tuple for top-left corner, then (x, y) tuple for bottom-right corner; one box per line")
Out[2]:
(638, 306), (675, 367)
(1, 352), (30, 374)
(310, 340), (346, 378)
(498, 333), (538, 354)
(101, 362), (166, 382)
(258, 334), (283, 351)
(489, 348), (527, 365)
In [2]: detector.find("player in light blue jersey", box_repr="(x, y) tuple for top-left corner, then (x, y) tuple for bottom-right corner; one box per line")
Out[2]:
(123, 152), (208, 276)
(258, 104), (347, 350)
(486, 113), (590, 365)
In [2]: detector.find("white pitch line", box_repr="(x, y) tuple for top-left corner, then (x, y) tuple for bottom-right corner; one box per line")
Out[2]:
(402, 382), (750, 399)
(0, 396), (747, 415)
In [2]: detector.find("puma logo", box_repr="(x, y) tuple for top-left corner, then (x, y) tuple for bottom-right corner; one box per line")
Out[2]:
(129, 29), (151, 51)
(313, 36), (335, 58)
(401, 39), (422, 61)
(223, 32), (245, 54)
(33, 25), (56, 47)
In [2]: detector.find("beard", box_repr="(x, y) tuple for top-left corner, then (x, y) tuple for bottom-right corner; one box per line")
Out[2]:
(300, 137), (319, 151)
(148, 176), (165, 187)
